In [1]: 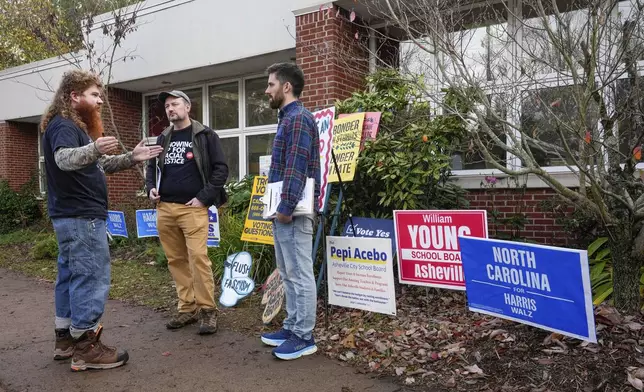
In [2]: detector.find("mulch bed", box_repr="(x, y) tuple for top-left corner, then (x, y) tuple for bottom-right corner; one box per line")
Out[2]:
(312, 286), (642, 392)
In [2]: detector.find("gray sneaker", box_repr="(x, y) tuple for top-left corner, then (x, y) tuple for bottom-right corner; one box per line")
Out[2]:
(166, 309), (199, 330)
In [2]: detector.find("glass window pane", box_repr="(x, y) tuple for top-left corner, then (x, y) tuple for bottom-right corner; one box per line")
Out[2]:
(146, 95), (168, 136)
(246, 134), (275, 176)
(447, 23), (509, 82)
(209, 82), (239, 130)
(184, 88), (203, 123)
(39, 159), (46, 194)
(619, 2), (644, 61)
(220, 137), (240, 182)
(520, 9), (590, 76)
(146, 88), (203, 136)
(616, 78), (644, 160)
(245, 78), (277, 127)
(459, 95), (508, 170)
(520, 85), (599, 167)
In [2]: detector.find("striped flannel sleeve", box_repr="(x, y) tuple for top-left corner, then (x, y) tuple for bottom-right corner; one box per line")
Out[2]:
(278, 114), (314, 216)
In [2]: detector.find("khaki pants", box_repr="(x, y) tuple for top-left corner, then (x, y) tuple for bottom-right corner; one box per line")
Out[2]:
(157, 202), (216, 312)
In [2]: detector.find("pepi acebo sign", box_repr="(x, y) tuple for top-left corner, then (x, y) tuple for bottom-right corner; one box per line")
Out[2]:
(393, 210), (488, 290)
(327, 236), (396, 316)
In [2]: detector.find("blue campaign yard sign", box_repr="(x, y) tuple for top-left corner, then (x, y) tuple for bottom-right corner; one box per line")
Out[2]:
(459, 236), (596, 342)
(342, 217), (397, 254)
(135, 209), (158, 238)
(107, 211), (128, 238)
(207, 206), (220, 247)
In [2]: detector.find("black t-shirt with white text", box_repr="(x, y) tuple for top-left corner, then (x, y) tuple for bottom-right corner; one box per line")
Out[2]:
(159, 126), (203, 204)
(43, 115), (108, 219)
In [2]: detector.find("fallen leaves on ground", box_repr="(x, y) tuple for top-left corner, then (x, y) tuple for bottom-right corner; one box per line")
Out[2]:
(314, 287), (644, 391)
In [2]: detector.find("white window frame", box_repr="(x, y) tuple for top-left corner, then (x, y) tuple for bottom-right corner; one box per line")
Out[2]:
(37, 133), (46, 196)
(418, 0), (644, 188)
(142, 73), (278, 180)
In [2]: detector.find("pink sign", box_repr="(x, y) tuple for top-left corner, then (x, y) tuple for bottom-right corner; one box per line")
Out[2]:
(339, 112), (381, 150)
(313, 107), (336, 212)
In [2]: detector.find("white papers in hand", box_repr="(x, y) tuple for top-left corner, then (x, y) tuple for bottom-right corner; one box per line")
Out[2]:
(261, 178), (315, 219)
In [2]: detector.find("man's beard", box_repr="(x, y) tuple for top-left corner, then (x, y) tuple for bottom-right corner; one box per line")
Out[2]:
(76, 101), (104, 141)
(269, 93), (284, 110)
(169, 113), (186, 123)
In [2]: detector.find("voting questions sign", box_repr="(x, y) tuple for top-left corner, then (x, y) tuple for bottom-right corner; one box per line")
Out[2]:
(459, 237), (596, 342)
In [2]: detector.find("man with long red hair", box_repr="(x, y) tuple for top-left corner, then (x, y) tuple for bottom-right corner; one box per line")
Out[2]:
(41, 69), (162, 371)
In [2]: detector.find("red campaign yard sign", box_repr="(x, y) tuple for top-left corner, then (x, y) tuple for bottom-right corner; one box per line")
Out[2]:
(393, 210), (488, 290)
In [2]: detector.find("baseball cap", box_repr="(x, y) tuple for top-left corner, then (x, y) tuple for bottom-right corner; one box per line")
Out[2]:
(158, 90), (191, 105)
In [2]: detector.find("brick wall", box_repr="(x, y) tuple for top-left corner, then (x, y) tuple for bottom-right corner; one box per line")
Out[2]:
(466, 187), (576, 247)
(295, 6), (369, 111)
(102, 87), (144, 205)
(0, 121), (38, 190)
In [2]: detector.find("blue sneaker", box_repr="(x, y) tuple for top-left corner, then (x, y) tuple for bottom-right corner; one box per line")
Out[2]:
(261, 328), (292, 347)
(272, 334), (317, 360)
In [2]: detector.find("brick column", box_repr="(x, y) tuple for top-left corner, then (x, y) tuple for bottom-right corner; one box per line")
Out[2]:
(0, 121), (38, 190)
(295, 5), (369, 111)
(102, 87), (144, 205)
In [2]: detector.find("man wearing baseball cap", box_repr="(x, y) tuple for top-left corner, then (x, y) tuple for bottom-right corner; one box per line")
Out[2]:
(145, 90), (228, 334)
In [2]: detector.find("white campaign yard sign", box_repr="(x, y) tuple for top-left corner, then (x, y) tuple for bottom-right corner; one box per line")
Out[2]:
(326, 236), (396, 315)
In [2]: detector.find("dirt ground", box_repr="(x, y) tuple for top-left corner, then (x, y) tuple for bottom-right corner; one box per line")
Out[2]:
(0, 269), (413, 392)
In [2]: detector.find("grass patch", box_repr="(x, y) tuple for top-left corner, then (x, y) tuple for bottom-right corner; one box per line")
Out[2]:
(109, 259), (175, 309)
(0, 254), (58, 280)
(0, 227), (270, 335)
(0, 228), (49, 246)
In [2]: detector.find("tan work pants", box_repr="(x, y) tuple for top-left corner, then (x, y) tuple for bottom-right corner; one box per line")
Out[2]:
(157, 202), (216, 312)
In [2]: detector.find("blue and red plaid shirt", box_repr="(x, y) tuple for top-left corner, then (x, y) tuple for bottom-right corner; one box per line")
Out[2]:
(268, 100), (320, 216)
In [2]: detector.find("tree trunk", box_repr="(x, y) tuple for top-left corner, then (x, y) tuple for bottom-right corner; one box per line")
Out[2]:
(610, 222), (641, 314)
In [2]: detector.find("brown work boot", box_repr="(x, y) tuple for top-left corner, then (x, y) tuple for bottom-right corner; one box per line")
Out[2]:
(70, 326), (129, 372)
(54, 328), (74, 360)
(166, 308), (199, 330)
(198, 308), (218, 335)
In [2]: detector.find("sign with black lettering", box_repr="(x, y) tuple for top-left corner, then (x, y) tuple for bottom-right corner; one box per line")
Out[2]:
(261, 269), (284, 324)
(241, 176), (273, 245)
(327, 113), (364, 183)
(327, 236), (396, 315)
(219, 252), (255, 307)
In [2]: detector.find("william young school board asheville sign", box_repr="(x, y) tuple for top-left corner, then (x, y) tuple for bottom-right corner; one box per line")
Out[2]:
(459, 236), (597, 343)
(393, 210), (488, 290)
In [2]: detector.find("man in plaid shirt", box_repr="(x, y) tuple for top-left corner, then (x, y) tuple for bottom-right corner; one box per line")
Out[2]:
(260, 62), (321, 360)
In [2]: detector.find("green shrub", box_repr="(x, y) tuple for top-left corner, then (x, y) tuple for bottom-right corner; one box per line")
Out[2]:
(587, 237), (644, 306)
(0, 178), (42, 234)
(224, 175), (254, 217)
(31, 234), (58, 260)
(334, 69), (469, 219)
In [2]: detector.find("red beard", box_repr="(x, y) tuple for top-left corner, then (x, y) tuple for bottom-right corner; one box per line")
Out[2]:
(76, 101), (104, 141)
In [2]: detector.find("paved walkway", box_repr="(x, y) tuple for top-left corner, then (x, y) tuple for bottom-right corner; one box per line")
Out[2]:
(0, 269), (403, 392)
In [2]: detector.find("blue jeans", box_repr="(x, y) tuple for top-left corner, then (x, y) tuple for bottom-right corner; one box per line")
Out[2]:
(273, 216), (317, 340)
(52, 217), (111, 336)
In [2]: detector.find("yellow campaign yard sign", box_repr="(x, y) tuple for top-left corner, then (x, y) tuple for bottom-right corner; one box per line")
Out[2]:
(328, 112), (365, 183)
(240, 176), (274, 245)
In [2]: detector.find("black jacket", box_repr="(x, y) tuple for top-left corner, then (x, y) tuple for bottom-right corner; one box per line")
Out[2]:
(145, 119), (228, 207)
